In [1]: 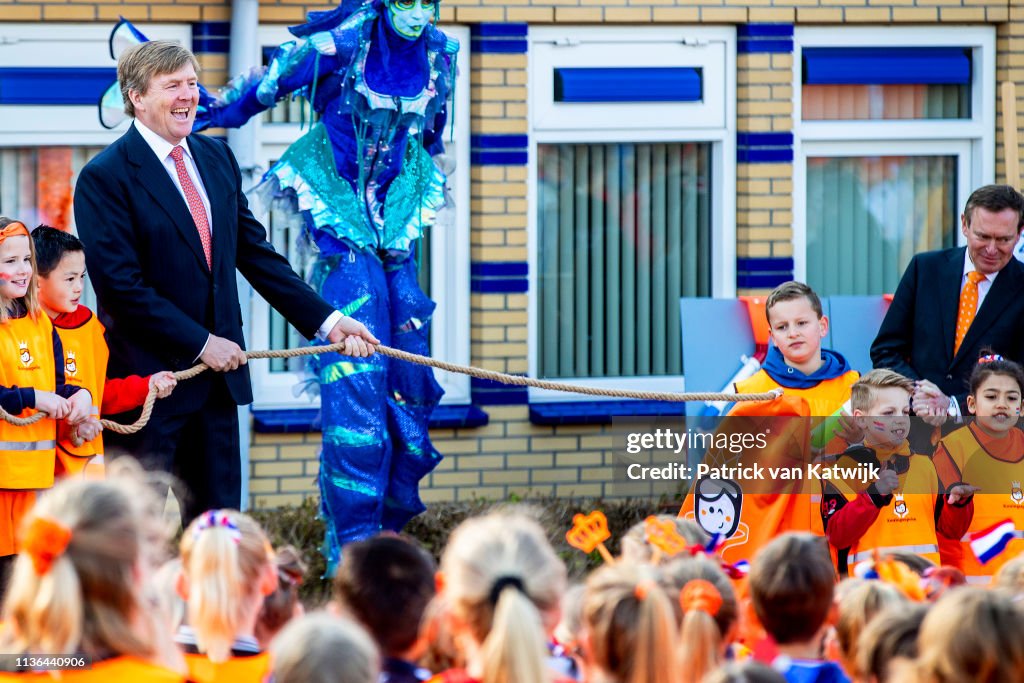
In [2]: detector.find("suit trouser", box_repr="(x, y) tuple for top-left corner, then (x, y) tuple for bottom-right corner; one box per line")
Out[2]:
(105, 379), (241, 525)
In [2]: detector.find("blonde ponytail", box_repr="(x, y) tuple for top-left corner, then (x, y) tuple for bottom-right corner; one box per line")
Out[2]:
(662, 556), (739, 682)
(583, 565), (680, 683)
(481, 582), (549, 683)
(440, 510), (567, 683)
(1, 477), (161, 660)
(180, 510), (272, 663)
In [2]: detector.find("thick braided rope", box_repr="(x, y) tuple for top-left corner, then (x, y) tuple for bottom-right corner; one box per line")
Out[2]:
(0, 342), (782, 434)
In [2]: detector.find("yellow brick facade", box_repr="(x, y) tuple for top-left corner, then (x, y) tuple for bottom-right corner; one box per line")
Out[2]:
(3, 0), (1019, 508)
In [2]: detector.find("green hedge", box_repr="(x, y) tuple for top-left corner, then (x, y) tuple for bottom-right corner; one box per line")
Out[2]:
(251, 494), (680, 606)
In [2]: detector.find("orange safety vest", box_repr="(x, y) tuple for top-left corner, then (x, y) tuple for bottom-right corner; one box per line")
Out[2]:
(184, 651), (270, 683)
(0, 655), (186, 682)
(0, 314), (58, 490)
(734, 369), (859, 418)
(822, 448), (942, 574)
(52, 311), (107, 477)
(679, 369), (858, 564)
(933, 423), (1024, 581)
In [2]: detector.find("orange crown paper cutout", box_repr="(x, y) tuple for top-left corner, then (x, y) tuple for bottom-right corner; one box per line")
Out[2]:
(566, 511), (615, 564)
(645, 516), (689, 559)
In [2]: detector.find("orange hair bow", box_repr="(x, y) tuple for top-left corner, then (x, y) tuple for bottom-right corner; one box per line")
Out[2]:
(634, 579), (657, 601)
(680, 579), (723, 616)
(23, 516), (72, 576)
(0, 222), (30, 244)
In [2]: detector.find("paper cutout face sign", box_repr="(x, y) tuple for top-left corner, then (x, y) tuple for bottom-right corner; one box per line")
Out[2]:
(694, 478), (743, 539)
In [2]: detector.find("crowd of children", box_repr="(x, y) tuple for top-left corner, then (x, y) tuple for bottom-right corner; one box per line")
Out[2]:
(0, 214), (1021, 681)
(1, 480), (1022, 683)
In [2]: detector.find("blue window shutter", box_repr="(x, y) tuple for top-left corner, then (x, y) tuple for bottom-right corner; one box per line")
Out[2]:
(554, 67), (702, 103)
(803, 48), (971, 85)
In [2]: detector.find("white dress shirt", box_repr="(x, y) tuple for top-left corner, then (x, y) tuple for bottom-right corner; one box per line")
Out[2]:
(132, 120), (343, 357)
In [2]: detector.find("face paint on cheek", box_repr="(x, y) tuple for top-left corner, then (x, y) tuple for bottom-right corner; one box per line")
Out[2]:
(388, 0), (436, 39)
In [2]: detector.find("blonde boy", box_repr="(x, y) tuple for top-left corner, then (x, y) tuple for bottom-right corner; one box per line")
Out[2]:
(820, 369), (975, 576)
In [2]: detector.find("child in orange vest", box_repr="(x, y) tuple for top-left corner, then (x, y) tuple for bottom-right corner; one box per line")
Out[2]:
(820, 369), (975, 576)
(0, 476), (187, 681)
(0, 218), (92, 583)
(932, 353), (1024, 581)
(680, 281), (859, 564)
(32, 226), (176, 479)
(175, 509), (277, 682)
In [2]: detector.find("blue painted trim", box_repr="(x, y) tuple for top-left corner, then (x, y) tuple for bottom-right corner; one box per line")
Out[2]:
(529, 401), (686, 426)
(252, 405), (489, 432)
(554, 67), (702, 103)
(738, 24), (794, 54)
(471, 279), (529, 294)
(193, 37), (230, 54)
(738, 40), (794, 54)
(737, 132), (793, 146)
(737, 255), (794, 289)
(0, 67), (116, 105)
(737, 273), (793, 289)
(471, 150), (529, 166)
(471, 261), (528, 277)
(737, 257), (795, 272)
(192, 21), (231, 37)
(736, 132), (794, 164)
(471, 134), (529, 149)
(471, 23), (528, 38)
(471, 39), (529, 54)
(737, 148), (794, 163)
(803, 47), (971, 85)
(471, 377), (529, 406)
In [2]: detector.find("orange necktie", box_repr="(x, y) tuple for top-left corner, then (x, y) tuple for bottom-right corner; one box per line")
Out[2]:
(954, 271), (986, 355)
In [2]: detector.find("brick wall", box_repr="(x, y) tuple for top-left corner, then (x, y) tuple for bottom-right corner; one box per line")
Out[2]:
(3, 0), (1019, 509)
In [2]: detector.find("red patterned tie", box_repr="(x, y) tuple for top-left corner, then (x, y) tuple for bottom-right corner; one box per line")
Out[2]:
(169, 145), (212, 269)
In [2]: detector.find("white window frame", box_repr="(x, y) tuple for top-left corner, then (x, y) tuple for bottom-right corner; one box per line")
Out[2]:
(250, 24), (471, 409)
(0, 23), (192, 146)
(528, 25), (736, 402)
(793, 25), (996, 283)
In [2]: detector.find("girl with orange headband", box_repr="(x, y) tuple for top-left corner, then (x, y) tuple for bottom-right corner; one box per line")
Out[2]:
(0, 217), (92, 586)
(0, 476), (186, 680)
(662, 556), (741, 683)
(581, 563), (681, 683)
(174, 509), (277, 682)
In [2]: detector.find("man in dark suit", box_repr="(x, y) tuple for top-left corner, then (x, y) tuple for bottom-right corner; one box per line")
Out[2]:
(871, 184), (1024, 418)
(73, 40), (378, 520)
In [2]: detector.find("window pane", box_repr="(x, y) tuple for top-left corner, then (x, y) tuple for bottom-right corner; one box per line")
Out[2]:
(537, 142), (712, 379)
(802, 84), (970, 120)
(0, 146), (104, 309)
(806, 155), (957, 297)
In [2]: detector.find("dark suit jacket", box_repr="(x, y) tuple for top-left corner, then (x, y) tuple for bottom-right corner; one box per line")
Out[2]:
(871, 247), (1024, 412)
(73, 124), (334, 412)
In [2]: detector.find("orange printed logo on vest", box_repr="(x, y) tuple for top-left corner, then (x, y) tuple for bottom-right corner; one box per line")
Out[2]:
(65, 350), (77, 377)
(893, 493), (909, 518)
(1012, 481), (1023, 506)
(18, 340), (32, 366)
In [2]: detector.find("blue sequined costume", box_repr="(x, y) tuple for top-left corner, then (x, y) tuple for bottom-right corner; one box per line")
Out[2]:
(196, 0), (453, 572)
